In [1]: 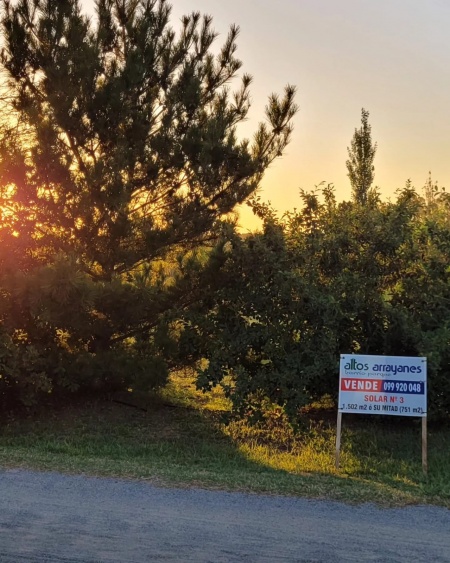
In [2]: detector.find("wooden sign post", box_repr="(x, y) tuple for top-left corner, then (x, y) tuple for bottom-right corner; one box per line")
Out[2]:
(336, 355), (427, 474)
(422, 416), (428, 475)
(335, 411), (343, 469)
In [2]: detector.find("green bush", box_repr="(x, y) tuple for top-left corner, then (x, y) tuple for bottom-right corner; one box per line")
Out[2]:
(185, 186), (450, 421)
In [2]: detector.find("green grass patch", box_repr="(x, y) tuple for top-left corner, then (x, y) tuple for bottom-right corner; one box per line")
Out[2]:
(0, 371), (449, 507)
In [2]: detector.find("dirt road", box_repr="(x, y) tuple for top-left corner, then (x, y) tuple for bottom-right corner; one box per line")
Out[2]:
(0, 470), (448, 562)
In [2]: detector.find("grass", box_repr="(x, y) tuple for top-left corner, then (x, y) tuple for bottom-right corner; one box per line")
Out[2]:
(0, 371), (449, 507)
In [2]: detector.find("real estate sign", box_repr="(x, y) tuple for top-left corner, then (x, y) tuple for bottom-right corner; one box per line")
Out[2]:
(339, 354), (427, 417)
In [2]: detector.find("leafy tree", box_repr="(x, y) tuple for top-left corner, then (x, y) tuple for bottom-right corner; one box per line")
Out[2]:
(180, 218), (339, 421)
(392, 177), (450, 418)
(346, 108), (377, 205)
(187, 185), (450, 421)
(0, 0), (297, 405)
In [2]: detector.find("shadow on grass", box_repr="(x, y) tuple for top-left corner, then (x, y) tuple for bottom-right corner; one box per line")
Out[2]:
(0, 392), (448, 507)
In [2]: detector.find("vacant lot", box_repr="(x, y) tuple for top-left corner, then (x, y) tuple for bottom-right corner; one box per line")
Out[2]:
(0, 372), (449, 507)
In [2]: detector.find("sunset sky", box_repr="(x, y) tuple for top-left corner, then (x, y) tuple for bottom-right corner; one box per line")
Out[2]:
(82, 0), (450, 229)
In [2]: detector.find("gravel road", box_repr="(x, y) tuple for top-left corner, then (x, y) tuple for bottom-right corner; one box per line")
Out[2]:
(0, 470), (449, 562)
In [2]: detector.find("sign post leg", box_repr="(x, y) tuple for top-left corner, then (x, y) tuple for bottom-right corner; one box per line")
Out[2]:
(422, 416), (428, 475)
(335, 411), (343, 469)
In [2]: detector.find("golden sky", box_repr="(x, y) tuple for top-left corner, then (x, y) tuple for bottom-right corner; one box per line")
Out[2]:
(81, 0), (450, 229)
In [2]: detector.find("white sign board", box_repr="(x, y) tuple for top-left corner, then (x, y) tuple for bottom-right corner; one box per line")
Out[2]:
(339, 354), (427, 417)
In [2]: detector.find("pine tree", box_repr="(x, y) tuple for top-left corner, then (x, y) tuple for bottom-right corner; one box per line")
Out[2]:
(0, 0), (297, 280)
(346, 108), (377, 205)
(0, 0), (297, 403)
